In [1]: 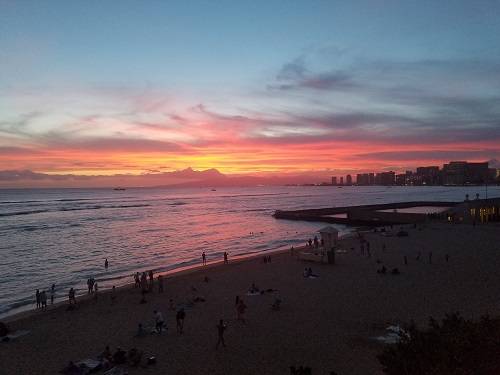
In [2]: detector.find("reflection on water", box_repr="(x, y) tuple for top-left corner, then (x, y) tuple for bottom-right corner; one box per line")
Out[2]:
(1, 185), (499, 317)
(377, 206), (451, 214)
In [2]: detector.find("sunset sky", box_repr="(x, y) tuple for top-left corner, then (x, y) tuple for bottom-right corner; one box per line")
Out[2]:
(1, 1), (500, 186)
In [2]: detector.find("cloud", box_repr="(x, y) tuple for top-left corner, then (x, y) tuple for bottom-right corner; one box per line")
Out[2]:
(2, 55), (500, 179)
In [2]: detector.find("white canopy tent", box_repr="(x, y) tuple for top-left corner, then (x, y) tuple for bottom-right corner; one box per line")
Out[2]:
(318, 226), (339, 251)
(297, 226), (339, 264)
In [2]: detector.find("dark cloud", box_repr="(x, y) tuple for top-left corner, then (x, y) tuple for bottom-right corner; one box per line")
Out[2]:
(349, 150), (500, 162)
(0, 170), (91, 181)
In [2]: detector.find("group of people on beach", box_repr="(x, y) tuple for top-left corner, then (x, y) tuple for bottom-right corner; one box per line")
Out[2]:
(35, 284), (56, 309)
(306, 236), (324, 249)
(87, 277), (98, 295)
(202, 251), (229, 265)
(134, 270), (156, 292)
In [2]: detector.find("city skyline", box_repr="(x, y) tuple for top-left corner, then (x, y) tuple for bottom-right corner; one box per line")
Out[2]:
(1, 1), (500, 187)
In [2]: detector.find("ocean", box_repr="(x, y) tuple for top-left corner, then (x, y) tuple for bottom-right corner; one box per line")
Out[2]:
(1, 185), (499, 318)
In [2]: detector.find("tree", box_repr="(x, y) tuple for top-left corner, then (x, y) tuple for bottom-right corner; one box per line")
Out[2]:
(378, 313), (500, 374)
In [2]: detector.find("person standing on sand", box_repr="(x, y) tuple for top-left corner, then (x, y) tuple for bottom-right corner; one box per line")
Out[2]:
(36, 289), (41, 309)
(158, 275), (164, 293)
(40, 290), (47, 309)
(141, 272), (148, 292)
(237, 299), (247, 323)
(216, 319), (226, 349)
(69, 288), (76, 305)
(134, 272), (140, 288)
(202, 252), (206, 265)
(224, 252), (228, 264)
(154, 310), (165, 333)
(50, 284), (55, 304)
(111, 286), (116, 304)
(148, 270), (154, 291)
(176, 308), (185, 334)
(104, 258), (108, 269)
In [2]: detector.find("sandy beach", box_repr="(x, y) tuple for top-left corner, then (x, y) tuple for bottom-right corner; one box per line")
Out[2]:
(2, 221), (500, 375)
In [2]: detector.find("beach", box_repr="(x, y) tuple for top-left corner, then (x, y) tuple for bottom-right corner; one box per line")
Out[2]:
(2, 221), (500, 374)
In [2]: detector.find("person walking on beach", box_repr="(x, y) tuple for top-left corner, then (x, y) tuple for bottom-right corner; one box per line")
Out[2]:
(50, 284), (55, 304)
(154, 310), (165, 333)
(69, 288), (76, 305)
(87, 278), (92, 294)
(104, 258), (108, 269)
(176, 308), (185, 334)
(202, 252), (206, 265)
(36, 289), (41, 309)
(224, 252), (228, 264)
(158, 275), (164, 293)
(216, 319), (226, 349)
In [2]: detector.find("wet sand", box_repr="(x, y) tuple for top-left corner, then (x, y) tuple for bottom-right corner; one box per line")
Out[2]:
(2, 222), (500, 374)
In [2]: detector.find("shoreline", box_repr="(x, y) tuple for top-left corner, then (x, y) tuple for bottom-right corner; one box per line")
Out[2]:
(2, 241), (310, 324)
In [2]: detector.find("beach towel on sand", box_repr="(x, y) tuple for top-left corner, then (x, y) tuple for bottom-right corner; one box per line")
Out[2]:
(76, 359), (101, 371)
(104, 367), (128, 375)
(246, 291), (261, 296)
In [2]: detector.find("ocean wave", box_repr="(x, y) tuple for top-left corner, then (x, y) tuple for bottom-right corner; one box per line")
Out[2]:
(218, 192), (289, 199)
(0, 209), (49, 217)
(0, 203), (150, 218)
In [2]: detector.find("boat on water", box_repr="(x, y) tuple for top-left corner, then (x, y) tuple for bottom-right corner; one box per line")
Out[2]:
(113, 187), (126, 191)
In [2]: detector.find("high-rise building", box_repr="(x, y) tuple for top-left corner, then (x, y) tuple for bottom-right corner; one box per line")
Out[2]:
(346, 174), (352, 185)
(331, 176), (337, 185)
(375, 171), (395, 185)
(368, 173), (375, 185)
(416, 166), (440, 185)
(442, 161), (490, 185)
(340, 177), (344, 185)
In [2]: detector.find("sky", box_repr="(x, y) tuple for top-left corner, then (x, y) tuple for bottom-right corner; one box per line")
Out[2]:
(1, 0), (500, 186)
